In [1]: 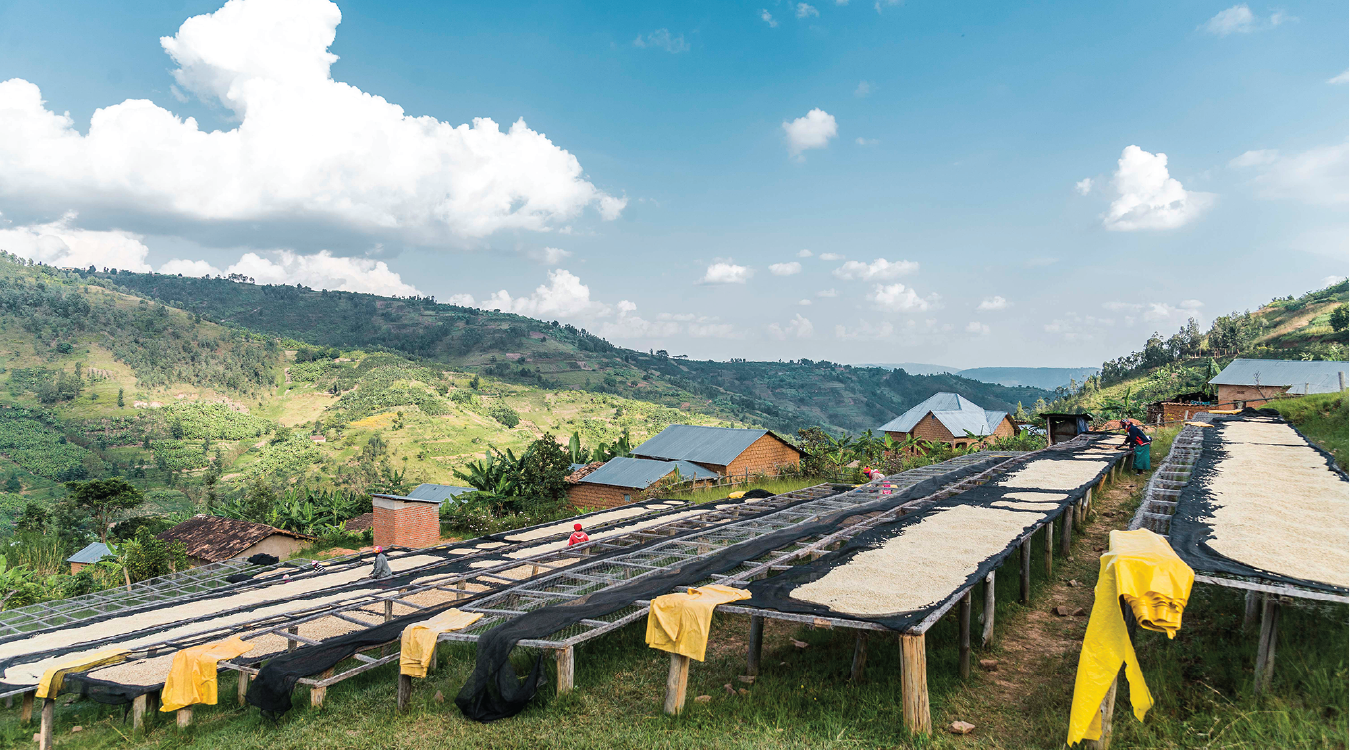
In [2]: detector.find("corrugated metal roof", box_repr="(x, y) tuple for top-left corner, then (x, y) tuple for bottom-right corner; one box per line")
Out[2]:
(932, 409), (994, 437)
(984, 410), (1009, 433)
(67, 541), (115, 565)
(1210, 358), (1349, 394)
(580, 456), (720, 489)
(878, 392), (986, 433)
(632, 425), (790, 466)
(407, 484), (477, 504)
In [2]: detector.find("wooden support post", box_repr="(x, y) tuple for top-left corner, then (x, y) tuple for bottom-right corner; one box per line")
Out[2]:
(237, 671), (249, 706)
(899, 634), (931, 735)
(132, 693), (148, 730)
(1254, 595), (1281, 694)
(1085, 488), (1094, 520)
(1061, 507), (1073, 557)
(958, 591), (972, 680)
(38, 698), (54, 750)
(286, 626), (299, 652)
(850, 632), (868, 682)
(1019, 538), (1031, 605)
(746, 615), (764, 676)
(20, 691), (34, 724)
(397, 674), (412, 713)
(1087, 673), (1120, 750)
(1044, 521), (1054, 576)
(1242, 590), (1260, 631)
(981, 572), (996, 647)
(384, 600), (393, 622)
(555, 646), (574, 695)
(310, 668), (334, 708)
(3, 694), (9, 709)
(663, 653), (691, 715)
(176, 708), (191, 729)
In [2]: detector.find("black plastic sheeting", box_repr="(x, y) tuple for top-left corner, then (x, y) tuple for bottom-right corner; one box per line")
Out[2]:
(1168, 409), (1348, 595)
(454, 455), (1011, 722)
(744, 444), (1122, 631)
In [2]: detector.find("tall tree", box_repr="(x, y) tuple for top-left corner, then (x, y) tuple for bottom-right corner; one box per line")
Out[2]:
(66, 477), (145, 542)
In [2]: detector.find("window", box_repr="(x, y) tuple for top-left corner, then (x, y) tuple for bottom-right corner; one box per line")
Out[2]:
(623, 494), (631, 503)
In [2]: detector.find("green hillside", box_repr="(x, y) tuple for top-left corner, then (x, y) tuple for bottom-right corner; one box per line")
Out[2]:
(87, 268), (1052, 434)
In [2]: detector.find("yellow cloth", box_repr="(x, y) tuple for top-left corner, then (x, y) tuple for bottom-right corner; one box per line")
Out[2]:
(399, 609), (483, 677)
(159, 637), (254, 712)
(35, 649), (128, 699)
(727, 491), (747, 499)
(645, 584), (751, 662)
(1067, 529), (1194, 745)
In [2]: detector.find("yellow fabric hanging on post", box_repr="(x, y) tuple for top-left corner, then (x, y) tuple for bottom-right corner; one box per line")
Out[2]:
(1067, 529), (1194, 745)
(645, 584), (751, 662)
(35, 649), (128, 699)
(160, 637), (254, 712)
(400, 609), (483, 678)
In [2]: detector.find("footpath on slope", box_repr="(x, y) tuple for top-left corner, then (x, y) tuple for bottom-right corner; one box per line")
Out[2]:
(931, 467), (1150, 747)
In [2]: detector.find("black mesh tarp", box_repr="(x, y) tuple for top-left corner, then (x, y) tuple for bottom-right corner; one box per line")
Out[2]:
(744, 447), (1121, 631)
(1168, 409), (1348, 595)
(453, 454), (1012, 722)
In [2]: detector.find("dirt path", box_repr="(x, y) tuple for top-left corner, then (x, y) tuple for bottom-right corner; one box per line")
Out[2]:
(935, 468), (1150, 747)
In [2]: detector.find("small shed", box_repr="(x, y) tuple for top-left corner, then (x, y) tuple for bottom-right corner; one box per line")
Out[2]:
(1042, 413), (1094, 446)
(1208, 358), (1349, 409)
(568, 456), (719, 510)
(157, 516), (314, 566)
(878, 392), (1019, 448)
(631, 425), (802, 477)
(67, 542), (116, 575)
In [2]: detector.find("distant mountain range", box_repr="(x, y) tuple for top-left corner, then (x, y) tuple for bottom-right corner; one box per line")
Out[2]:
(858, 364), (1100, 391)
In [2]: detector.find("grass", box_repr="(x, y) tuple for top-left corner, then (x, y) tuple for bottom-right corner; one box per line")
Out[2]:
(1268, 392), (1348, 470)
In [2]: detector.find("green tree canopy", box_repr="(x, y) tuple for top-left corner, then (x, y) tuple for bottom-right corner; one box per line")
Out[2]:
(65, 477), (145, 542)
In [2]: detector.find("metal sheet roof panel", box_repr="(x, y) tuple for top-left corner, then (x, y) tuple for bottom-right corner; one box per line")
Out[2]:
(67, 542), (115, 565)
(878, 392), (986, 433)
(1209, 358), (1349, 394)
(580, 457), (719, 489)
(631, 425), (775, 466)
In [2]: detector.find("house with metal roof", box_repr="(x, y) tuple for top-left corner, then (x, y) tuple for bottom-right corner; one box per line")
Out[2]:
(67, 541), (116, 575)
(878, 392), (1018, 447)
(630, 425), (803, 478)
(567, 456), (720, 510)
(1209, 359), (1349, 409)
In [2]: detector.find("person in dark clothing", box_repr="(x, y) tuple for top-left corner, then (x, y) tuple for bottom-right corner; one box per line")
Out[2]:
(1123, 419), (1151, 473)
(370, 546), (393, 579)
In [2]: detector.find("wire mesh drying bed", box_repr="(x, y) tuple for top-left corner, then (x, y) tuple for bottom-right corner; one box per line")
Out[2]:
(1131, 409), (1349, 697)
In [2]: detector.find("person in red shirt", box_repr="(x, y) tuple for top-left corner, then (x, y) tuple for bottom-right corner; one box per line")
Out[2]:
(567, 523), (589, 546)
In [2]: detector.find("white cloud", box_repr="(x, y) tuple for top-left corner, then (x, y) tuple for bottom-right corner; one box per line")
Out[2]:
(798, 299), (812, 306)
(796, 248), (814, 258)
(688, 321), (740, 338)
(855, 137), (880, 146)
(528, 246), (573, 265)
(874, 0), (902, 12)
(834, 319), (894, 340)
(599, 300), (681, 339)
(854, 81), (873, 97)
(1143, 300), (1204, 324)
(977, 296), (1008, 311)
(818, 252), (844, 261)
(1074, 178), (1094, 195)
(1229, 143), (1349, 205)
(1044, 314), (1114, 342)
(816, 288), (838, 297)
(0, 0), (623, 247)
(1322, 275), (1347, 287)
(767, 314), (814, 340)
(159, 258), (223, 277)
(782, 108), (838, 158)
(769, 261), (802, 276)
(1330, 71), (1350, 84)
(485, 269), (607, 318)
(445, 293), (475, 307)
(832, 257), (918, 281)
(700, 262), (752, 285)
(226, 249), (420, 296)
(633, 29), (689, 53)
(796, 3), (820, 19)
(866, 283), (930, 311)
(1103, 146), (1213, 231)
(0, 212), (152, 271)
(965, 321), (990, 335)
(1102, 301), (1144, 312)
(760, 9), (778, 27)
(1201, 4), (1287, 35)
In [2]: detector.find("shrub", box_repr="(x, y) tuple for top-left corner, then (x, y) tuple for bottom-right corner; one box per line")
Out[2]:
(488, 402), (520, 428)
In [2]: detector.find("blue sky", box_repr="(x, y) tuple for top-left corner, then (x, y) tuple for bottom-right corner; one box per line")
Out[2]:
(0, 0), (1345, 368)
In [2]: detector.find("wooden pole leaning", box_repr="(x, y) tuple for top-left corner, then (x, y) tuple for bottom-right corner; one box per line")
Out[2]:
(981, 571), (996, 647)
(663, 653), (691, 715)
(899, 634), (931, 735)
(746, 615), (765, 676)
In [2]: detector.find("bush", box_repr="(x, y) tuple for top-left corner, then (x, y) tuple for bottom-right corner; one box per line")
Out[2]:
(488, 402), (520, 428)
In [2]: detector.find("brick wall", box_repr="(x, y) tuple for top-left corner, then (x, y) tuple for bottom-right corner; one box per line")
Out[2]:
(373, 500), (440, 548)
(568, 482), (637, 510)
(1161, 402), (1216, 423)
(886, 414), (1012, 447)
(1215, 384), (1291, 409)
(723, 433), (802, 478)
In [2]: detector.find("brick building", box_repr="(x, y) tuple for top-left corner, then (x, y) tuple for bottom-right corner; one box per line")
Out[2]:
(66, 542), (115, 574)
(878, 392), (1018, 448)
(369, 484), (472, 549)
(567, 456), (719, 510)
(1209, 359), (1349, 409)
(631, 425), (803, 478)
